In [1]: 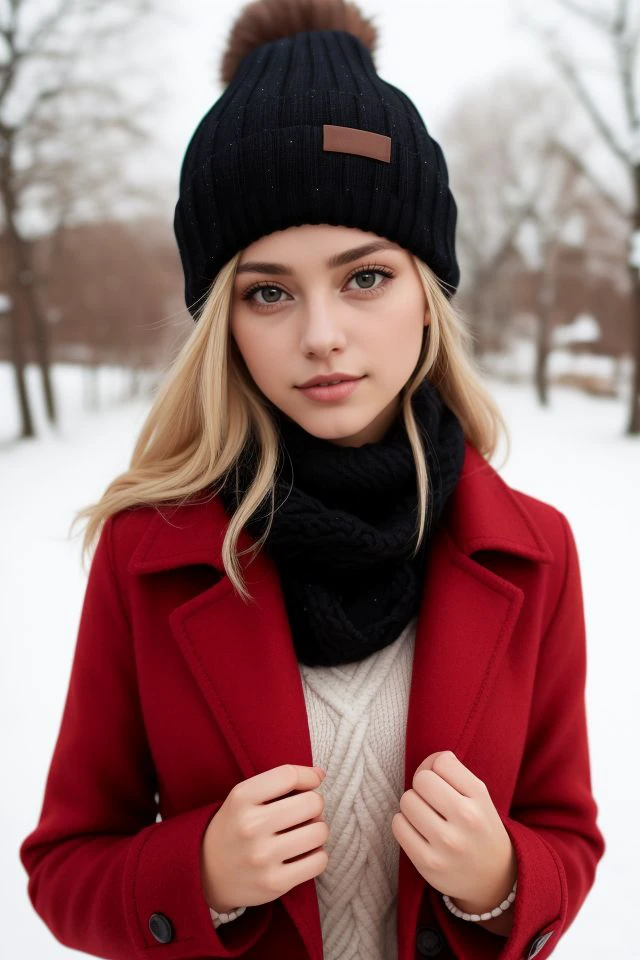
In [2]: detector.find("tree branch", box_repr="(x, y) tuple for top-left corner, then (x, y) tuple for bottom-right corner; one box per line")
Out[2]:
(553, 0), (616, 32)
(613, 0), (640, 133)
(547, 42), (631, 166)
(21, 0), (77, 53)
(17, 80), (124, 130)
(550, 138), (630, 219)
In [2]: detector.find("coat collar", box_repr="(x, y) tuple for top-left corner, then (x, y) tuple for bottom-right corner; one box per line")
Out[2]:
(128, 440), (553, 575)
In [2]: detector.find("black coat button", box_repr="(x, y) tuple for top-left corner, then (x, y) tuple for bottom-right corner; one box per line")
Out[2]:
(148, 913), (174, 944)
(526, 930), (554, 958)
(416, 925), (445, 956)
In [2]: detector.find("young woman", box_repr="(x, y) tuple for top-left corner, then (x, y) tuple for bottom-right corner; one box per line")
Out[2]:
(19, 2), (605, 959)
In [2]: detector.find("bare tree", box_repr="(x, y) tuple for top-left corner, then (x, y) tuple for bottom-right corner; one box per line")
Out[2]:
(515, 0), (640, 433)
(443, 74), (591, 370)
(441, 79), (543, 345)
(0, 290), (34, 437)
(0, 0), (158, 437)
(525, 146), (599, 406)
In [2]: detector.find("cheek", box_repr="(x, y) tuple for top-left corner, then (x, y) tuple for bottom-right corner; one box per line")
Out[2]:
(231, 320), (284, 385)
(374, 305), (425, 358)
(378, 280), (425, 336)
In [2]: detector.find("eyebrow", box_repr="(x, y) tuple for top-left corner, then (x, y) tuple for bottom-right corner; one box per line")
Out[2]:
(235, 240), (402, 276)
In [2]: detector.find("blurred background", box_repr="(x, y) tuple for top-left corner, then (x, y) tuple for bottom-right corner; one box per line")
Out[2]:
(2, 0), (639, 956)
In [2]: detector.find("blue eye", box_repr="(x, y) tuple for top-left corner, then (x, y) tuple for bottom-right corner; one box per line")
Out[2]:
(345, 267), (393, 291)
(242, 283), (288, 306)
(240, 264), (395, 309)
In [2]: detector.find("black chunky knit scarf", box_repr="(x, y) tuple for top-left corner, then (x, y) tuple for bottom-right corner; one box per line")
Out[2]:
(217, 378), (466, 666)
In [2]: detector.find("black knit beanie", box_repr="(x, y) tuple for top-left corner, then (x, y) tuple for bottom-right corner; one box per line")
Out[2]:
(173, 0), (461, 320)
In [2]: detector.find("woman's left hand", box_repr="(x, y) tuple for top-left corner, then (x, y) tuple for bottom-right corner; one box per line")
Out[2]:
(391, 750), (518, 912)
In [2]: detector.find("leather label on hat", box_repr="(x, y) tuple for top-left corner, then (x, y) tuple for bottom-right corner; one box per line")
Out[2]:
(322, 124), (391, 163)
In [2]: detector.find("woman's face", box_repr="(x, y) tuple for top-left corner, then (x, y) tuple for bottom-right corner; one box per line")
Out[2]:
(229, 223), (429, 447)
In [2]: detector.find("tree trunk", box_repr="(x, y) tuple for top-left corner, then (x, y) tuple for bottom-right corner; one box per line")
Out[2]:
(535, 250), (555, 407)
(6, 305), (35, 438)
(9, 230), (58, 426)
(626, 164), (640, 434)
(0, 132), (58, 428)
(534, 306), (552, 407)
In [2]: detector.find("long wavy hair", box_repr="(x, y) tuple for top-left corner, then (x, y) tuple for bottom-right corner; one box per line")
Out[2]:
(71, 251), (510, 601)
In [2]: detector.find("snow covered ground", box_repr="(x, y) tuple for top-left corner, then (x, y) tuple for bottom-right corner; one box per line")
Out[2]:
(1, 361), (638, 958)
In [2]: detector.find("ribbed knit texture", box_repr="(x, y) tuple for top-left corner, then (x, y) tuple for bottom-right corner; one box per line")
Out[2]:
(174, 28), (460, 318)
(217, 377), (466, 666)
(212, 615), (417, 960)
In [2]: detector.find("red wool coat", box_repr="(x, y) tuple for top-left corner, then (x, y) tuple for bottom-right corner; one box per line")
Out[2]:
(19, 441), (605, 960)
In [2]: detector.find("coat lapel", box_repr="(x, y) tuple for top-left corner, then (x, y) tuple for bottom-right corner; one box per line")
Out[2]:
(128, 440), (553, 960)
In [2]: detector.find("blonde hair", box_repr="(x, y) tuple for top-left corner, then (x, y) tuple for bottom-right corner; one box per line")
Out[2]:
(71, 252), (510, 601)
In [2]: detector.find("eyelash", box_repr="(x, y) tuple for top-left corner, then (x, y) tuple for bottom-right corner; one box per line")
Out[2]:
(240, 263), (395, 309)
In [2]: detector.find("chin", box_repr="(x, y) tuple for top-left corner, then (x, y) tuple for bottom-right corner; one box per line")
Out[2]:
(295, 410), (378, 446)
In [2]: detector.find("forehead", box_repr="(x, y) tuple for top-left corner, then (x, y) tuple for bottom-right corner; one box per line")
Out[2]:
(237, 224), (406, 269)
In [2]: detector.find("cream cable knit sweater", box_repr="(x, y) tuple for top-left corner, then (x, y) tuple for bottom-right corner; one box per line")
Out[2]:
(212, 615), (418, 960)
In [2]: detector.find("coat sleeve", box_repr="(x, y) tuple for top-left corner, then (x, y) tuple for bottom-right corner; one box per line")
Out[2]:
(430, 508), (606, 960)
(18, 515), (274, 960)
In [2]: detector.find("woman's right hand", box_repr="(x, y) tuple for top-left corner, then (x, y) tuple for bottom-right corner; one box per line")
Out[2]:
(200, 764), (329, 913)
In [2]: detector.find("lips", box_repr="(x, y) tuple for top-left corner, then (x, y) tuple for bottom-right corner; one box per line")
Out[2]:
(296, 377), (365, 402)
(297, 374), (363, 389)
(307, 378), (352, 387)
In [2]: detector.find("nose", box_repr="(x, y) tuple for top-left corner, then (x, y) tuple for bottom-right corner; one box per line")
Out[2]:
(299, 296), (348, 357)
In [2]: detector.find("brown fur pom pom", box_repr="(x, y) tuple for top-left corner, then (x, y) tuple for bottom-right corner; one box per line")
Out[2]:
(220, 0), (379, 85)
